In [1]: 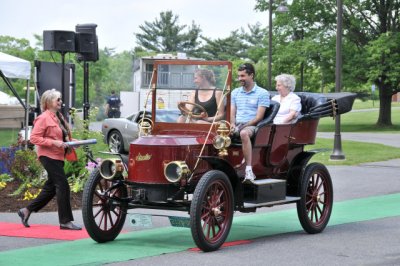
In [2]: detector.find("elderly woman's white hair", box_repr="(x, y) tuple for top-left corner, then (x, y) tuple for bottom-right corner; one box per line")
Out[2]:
(275, 74), (296, 92)
(40, 88), (61, 112)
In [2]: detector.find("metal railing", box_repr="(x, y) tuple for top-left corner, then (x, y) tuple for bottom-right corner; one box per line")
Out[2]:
(141, 71), (195, 89)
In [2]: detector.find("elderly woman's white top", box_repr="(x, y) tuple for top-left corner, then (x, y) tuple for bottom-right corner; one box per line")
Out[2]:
(272, 92), (302, 124)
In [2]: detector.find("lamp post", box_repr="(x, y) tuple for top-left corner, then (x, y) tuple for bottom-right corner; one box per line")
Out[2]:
(293, 29), (304, 91)
(330, 0), (345, 160)
(268, 0), (289, 90)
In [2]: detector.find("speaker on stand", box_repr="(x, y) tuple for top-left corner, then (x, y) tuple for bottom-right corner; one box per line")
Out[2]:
(75, 24), (98, 124)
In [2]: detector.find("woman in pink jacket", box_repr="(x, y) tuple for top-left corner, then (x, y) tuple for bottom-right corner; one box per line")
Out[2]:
(17, 89), (81, 230)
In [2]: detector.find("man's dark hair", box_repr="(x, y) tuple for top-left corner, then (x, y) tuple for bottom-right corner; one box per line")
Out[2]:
(238, 63), (255, 79)
(111, 90), (116, 94)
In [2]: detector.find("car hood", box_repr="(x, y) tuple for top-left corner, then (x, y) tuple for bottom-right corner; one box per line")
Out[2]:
(131, 134), (214, 146)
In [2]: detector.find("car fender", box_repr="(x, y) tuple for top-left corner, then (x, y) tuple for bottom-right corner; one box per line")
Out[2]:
(198, 156), (239, 188)
(286, 149), (329, 196)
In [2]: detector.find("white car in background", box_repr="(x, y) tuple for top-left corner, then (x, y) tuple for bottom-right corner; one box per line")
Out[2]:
(101, 109), (181, 153)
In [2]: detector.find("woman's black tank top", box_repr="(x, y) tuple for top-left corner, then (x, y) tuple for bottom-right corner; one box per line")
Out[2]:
(194, 89), (218, 117)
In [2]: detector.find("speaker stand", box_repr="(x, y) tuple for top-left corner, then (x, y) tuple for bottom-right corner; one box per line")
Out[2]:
(83, 61), (90, 124)
(60, 51), (67, 118)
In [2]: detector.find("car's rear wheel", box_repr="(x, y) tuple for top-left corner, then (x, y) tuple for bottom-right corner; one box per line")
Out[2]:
(190, 170), (234, 252)
(107, 130), (124, 153)
(297, 163), (333, 234)
(82, 169), (127, 242)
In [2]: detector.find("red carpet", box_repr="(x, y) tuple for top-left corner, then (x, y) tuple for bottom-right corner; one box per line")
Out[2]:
(0, 222), (89, 240)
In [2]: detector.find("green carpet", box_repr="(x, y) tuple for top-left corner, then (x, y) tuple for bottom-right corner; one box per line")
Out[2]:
(1, 193), (399, 266)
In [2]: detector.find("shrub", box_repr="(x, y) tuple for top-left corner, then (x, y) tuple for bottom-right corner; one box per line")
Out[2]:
(10, 149), (45, 198)
(0, 173), (13, 190)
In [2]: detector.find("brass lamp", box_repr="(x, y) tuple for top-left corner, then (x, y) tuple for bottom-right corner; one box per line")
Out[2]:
(213, 120), (231, 157)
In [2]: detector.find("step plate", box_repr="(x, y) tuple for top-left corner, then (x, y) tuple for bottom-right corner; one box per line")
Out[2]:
(244, 178), (286, 203)
(243, 196), (300, 208)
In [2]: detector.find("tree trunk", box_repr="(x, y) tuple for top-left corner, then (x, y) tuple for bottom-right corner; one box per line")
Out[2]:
(377, 83), (392, 126)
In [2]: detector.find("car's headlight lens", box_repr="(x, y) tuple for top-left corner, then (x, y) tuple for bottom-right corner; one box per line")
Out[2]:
(213, 136), (225, 149)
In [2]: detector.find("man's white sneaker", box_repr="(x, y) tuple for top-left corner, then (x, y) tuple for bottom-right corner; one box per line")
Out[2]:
(243, 169), (256, 184)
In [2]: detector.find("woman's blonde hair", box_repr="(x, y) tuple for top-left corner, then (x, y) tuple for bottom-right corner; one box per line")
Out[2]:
(195, 69), (216, 86)
(40, 89), (61, 112)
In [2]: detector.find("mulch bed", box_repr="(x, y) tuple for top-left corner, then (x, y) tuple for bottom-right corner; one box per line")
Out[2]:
(0, 181), (82, 213)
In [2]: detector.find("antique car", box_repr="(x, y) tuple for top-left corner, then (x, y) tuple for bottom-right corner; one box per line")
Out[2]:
(82, 60), (355, 252)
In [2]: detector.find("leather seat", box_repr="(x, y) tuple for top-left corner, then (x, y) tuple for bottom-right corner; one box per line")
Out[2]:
(231, 100), (280, 145)
(295, 92), (328, 120)
(256, 100), (280, 127)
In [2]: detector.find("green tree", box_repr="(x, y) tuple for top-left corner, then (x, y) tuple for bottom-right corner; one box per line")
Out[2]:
(135, 11), (201, 54)
(0, 35), (35, 98)
(255, 0), (400, 126)
(200, 30), (248, 60)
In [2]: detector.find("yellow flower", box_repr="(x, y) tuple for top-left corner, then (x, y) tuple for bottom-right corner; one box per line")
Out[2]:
(0, 181), (6, 189)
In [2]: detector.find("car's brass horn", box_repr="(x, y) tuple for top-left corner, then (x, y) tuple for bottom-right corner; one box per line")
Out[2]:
(99, 159), (124, 180)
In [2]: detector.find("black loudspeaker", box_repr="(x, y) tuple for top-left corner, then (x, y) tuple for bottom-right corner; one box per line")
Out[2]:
(75, 32), (95, 53)
(43, 30), (76, 52)
(35, 60), (76, 116)
(75, 24), (98, 62)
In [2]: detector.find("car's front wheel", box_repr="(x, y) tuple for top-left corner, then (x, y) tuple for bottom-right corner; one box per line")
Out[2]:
(107, 130), (124, 153)
(190, 170), (234, 252)
(82, 169), (127, 242)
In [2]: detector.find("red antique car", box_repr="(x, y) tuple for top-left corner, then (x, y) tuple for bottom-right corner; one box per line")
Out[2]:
(82, 60), (355, 251)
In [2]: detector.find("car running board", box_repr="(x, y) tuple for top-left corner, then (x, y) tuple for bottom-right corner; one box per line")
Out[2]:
(243, 196), (300, 208)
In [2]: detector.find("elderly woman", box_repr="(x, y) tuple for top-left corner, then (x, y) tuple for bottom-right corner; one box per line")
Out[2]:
(17, 89), (81, 230)
(272, 74), (302, 124)
(177, 69), (224, 123)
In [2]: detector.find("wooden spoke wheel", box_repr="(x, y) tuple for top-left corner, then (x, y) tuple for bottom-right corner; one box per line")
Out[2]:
(190, 170), (234, 252)
(82, 169), (127, 242)
(296, 163), (333, 234)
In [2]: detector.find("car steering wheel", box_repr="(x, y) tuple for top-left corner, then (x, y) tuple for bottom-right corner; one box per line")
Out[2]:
(178, 101), (208, 119)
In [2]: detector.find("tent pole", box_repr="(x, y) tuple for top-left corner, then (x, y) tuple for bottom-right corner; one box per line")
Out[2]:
(24, 79), (30, 149)
(0, 70), (26, 110)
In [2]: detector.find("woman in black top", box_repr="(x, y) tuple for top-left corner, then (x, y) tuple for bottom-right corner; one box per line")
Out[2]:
(178, 69), (224, 123)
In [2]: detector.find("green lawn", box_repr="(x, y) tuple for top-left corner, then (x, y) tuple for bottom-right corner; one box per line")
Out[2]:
(318, 108), (400, 132)
(0, 129), (20, 147)
(308, 138), (400, 166)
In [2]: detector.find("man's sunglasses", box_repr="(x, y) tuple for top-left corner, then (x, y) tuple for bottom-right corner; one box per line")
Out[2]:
(238, 64), (249, 71)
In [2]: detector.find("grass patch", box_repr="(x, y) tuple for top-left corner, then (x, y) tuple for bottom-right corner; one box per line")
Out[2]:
(308, 138), (400, 165)
(318, 109), (400, 132)
(0, 129), (20, 147)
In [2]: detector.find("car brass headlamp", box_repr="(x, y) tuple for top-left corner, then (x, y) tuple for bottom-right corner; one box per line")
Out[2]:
(164, 161), (190, 183)
(213, 120), (231, 156)
(138, 119), (153, 137)
(99, 159), (124, 180)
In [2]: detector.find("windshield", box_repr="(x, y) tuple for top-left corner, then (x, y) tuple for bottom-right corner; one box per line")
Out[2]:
(142, 62), (230, 125)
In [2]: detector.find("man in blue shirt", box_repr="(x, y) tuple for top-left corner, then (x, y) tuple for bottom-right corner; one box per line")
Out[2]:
(105, 90), (121, 118)
(231, 63), (270, 183)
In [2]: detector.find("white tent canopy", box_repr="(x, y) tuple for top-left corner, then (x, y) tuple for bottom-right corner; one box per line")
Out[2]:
(0, 52), (31, 80)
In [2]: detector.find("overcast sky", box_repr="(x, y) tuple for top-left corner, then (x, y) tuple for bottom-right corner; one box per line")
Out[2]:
(0, 0), (268, 52)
